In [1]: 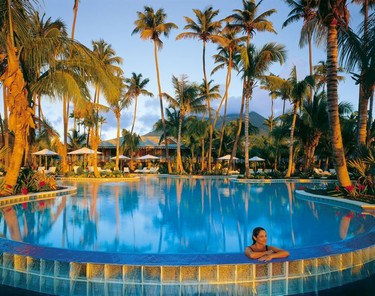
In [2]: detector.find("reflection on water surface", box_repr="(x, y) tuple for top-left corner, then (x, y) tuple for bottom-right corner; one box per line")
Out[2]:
(0, 178), (373, 254)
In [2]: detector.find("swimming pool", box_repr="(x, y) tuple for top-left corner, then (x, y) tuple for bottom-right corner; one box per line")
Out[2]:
(0, 176), (374, 295)
(1, 177), (373, 254)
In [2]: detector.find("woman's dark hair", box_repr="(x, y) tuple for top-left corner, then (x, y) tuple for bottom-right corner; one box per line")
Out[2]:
(252, 227), (265, 244)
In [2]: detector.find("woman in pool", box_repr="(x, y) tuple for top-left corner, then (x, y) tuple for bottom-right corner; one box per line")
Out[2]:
(245, 227), (290, 262)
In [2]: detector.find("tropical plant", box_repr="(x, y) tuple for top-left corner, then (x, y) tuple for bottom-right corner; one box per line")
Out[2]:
(133, 6), (178, 173)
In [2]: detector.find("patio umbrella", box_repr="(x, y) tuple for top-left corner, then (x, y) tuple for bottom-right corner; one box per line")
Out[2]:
(32, 148), (59, 167)
(110, 155), (130, 160)
(68, 147), (102, 155)
(217, 154), (239, 160)
(68, 147), (102, 169)
(249, 156), (265, 172)
(136, 154), (159, 160)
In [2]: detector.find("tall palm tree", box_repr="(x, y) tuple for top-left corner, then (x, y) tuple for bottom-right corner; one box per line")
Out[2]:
(108, 76), (130, 170)
(163, 75), (205, 173)
(176, 6), (225, 172)
(313, 60), (345, 91)
(71, 0), (80, 130)
(226, 0), (277, 171)
(211, 25), (242, 157)
(91, 39), (123, 176)
(317, 0), (351, 186)
(125, 72), (153, 134)
(239, 43), (286, 178)
(133, 6), (178, 173)
(283, 66), (315, 177)
(282, 0), (320, 102)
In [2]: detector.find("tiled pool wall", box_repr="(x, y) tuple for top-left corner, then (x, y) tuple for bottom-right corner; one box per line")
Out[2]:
(0, 181), (374, 295)
(0, 245), (374, 295)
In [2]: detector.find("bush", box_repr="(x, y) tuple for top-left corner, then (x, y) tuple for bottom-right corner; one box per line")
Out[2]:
(14, 167), (56, 195)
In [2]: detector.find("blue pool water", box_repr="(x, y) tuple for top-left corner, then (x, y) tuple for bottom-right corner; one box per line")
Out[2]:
(0, 177), (373, 254)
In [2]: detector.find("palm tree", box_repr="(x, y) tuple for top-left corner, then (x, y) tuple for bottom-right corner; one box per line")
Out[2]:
(108, 76), (130, 170)
(283, 66), (315, 177)
(176, 6), (225, 172)
(226, 0), (277, 172)
(339, 18), (375, 146)
(0, 0), (39, 195)
(313, 60), (345, 91)
(125, 72), (153, 134)
(239, 43), (286, 178)
(71, 0), (80, 130)
(317, 0), (351, 186)
(163, 75), (205, 173)
(121, 129), (141, 164)
(282, 0), (320, 102)
(91, 39), (123, 176)
(211, 25), (242, 157)
(133, 6), (178, 173)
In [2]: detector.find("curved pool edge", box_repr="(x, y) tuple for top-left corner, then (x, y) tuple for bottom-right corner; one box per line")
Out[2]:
(0, 181), (374, 295)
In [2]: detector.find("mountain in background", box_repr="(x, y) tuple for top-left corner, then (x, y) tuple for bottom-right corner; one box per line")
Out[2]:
(215, 111), (269, 135)
(145, 111), (268, 137)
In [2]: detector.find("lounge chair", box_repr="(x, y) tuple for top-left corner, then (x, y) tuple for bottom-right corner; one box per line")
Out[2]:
(123, 167), (130, 174)
(149, 167), (159, 174)
(73, 166), (80, 174)
(313, 168), (331, 177)
(46, 167), (56, 175)
(135, 167), (148, 173)
(250, 169), (255, 175)
(37, 166), (45, 173)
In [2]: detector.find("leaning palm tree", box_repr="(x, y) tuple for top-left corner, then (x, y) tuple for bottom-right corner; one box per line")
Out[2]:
(125, 72), (153, 134)
(163, 75), (205, 173)
(176, 6), (225, 172)
(239, 43), (287, 178)
(316, 0), (351, 187)
(133, 6), (178, 173)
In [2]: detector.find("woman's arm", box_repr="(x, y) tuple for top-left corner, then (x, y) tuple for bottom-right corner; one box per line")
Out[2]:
(258, 246), (290, 262)
(244, 246), (274, 259)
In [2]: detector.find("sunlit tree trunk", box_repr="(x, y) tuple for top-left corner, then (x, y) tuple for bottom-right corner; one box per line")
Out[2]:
(285, 102), (299, 178)
(326, 21), (351, 187)
(154, 41), (171, 173)
(176, 116), (184, 173)
(0, 37), (34, 195)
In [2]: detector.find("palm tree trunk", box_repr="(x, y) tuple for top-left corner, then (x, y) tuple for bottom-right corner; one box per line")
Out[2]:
(115, 110), (120, 170)
(72, 0), (79, 131)
(217, 52), (233, 157)
(176, 116), (184, 173)
(307, 28), (314, 103)
(356, 78), (369, 146)
(326, 21), (351, 187)
(202, 41), (213, 172)
(0, 38), (34, 195)
(2, 85), (10, 167)
(154, 41), (170, 173)
(285, 103), (298, 178)
(231, 80), (246, 171)
(244, 93), (250, 178)
(130, 96), (138, 134)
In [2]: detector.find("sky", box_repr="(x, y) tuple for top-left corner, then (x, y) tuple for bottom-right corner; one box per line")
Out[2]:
(3, 0), (364, 141)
